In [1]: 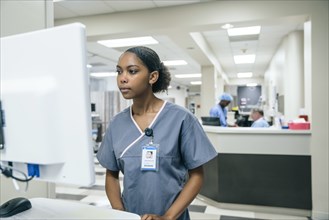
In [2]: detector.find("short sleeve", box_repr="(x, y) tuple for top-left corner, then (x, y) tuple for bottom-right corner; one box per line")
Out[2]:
(209, 106), (218, 117)
(96, 125), (120, 171)
(180, 115), (217, 170)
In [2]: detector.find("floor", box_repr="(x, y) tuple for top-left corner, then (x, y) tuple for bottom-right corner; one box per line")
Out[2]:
(55, 156), (309, 220)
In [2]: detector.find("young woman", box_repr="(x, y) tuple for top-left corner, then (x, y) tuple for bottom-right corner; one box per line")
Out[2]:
(96, 46), (217, 220)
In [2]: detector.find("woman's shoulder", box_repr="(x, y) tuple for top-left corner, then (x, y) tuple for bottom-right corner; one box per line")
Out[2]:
(165, 101), (190, 114)
(164, 101), (198, 122)
(110, 106), (131, 123)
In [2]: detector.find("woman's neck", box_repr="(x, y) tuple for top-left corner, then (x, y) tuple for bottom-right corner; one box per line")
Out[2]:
(132, 95), (163, 116)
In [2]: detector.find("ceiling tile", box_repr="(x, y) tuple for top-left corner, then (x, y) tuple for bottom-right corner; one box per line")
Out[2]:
(54, 1), (306, 83)
(105, 1), (155, 12)
(54, 4), (79, 19)
(153, 0), (199, 7)
(55, 1), (115, 17)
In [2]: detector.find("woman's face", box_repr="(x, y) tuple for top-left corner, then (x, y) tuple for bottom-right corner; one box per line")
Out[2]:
(116, 52), (151, 99)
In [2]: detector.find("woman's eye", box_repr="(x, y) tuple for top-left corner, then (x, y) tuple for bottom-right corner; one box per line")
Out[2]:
(116, 69), (122, 75)
(129, 69), (138, 74)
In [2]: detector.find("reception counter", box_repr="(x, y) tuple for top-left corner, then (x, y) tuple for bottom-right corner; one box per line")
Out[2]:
(200, 126), (312, 212)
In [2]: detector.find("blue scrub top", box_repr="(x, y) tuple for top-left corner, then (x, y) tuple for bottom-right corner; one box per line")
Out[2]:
(251, 118), (270, 128)
(97, 101), (217, 220)
(209, 104), (228, 127)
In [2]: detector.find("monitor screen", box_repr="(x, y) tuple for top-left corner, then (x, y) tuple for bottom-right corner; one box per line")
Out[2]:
(0, 23), (95, 186)
(201, 117), (221, 126)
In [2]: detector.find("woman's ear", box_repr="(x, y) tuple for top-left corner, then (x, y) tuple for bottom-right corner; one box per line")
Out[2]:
(149, 71), (159, 85)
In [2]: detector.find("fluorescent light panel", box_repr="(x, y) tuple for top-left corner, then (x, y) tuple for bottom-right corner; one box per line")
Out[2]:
(98, 36), (158, 48)
(237, 72), (253, 78)
(247, 83), (258, 87)
(221, 23), (234, 29)
(175, 73), (201, 78)
(190, 81), (202, 85)
(234, 54), (256, 64)
(90, 72), (117, 77)
(163, 60), (187, 66)
(227, 26), (261, 36)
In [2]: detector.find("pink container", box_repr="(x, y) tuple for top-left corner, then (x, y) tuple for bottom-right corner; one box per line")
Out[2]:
(288, 122), (311, 130)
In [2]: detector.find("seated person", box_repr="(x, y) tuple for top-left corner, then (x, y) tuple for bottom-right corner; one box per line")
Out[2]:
(250, 108), (270, 128)
(209, 93), (236, 127)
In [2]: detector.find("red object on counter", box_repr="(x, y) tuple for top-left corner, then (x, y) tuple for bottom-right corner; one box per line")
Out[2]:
(288, 122), (311, 130)
(299, 115), (309, 122)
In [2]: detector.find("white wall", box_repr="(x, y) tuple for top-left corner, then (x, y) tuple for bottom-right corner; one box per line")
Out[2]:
(264, 35), (285, 114)
(284, 31), (304, 120)
(156, 87), (188, 108)
(309, 4), (329, 219)
(0, 0), (53, 37)
(90, 77), (119, 92)
(264, 31), (304, 121)
(304, 21), (312, 121)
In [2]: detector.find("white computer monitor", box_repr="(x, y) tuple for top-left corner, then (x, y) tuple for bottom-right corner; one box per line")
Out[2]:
(0, 23), (95, 186)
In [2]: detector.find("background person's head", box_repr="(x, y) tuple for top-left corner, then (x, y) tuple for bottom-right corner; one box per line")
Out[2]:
(251, 108), (264, 121)
(218, 93), (233, 108)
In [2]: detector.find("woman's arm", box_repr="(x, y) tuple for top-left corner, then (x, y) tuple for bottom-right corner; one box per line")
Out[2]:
(105, 169), (125, 211)
(141, 166), (204, 220)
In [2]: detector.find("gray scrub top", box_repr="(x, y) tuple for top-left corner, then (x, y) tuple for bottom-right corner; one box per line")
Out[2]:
(97, 101), (217, 220)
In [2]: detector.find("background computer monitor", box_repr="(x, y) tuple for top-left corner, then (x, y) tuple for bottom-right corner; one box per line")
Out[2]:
(0, 23), (95, 186)
(201, 117), (221, 126)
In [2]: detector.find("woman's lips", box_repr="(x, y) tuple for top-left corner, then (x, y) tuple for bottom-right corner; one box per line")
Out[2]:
(120, 88), (130, 93)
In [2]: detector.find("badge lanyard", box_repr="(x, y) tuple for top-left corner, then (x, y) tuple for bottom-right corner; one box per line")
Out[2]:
(141, 128), (159, 171)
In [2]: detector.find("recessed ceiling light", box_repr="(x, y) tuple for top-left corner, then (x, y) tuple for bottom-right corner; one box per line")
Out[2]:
(90, 72), (117, 78)
(163, 60), (187, 66)
(175, 73), (201, 78)
(98, 36), (158, 48)
(227, 26), (261, 36)
(247, 83), (258, 87)
(221, 23), (234, 29)
(87, 64), (92, 68)
(237, 72), (253, 78)
(190, 81), (202, 85)
(234, 54), (256, 64)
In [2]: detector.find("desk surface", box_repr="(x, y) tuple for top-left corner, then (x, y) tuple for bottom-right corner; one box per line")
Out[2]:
(203, 126), (311, 156)
(203, 126), (312, 134)
(8, 198), (140, 219)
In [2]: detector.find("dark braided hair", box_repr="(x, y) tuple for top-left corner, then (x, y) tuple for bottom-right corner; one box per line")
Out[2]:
(125, 46), (171, 93)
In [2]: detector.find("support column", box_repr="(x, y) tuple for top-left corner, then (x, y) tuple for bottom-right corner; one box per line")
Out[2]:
(304, 21), (312, 122)
(283, 31), (304, 120)
(200, 65), (216, 117)
(217, 74), (225, 101)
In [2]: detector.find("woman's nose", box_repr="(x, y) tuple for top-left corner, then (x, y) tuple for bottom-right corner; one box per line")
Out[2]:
(118, 73), (128, 84)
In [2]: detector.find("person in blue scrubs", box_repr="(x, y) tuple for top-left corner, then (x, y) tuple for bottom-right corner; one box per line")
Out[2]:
(209, 93), (234, 127)
(96, 46), (217, 220)
(250, 108), (270, 128)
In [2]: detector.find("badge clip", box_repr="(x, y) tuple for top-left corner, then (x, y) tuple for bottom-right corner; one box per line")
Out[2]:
(144, 128), (154, 144)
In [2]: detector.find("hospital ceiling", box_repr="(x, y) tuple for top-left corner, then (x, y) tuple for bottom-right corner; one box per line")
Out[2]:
(54, 0), (306, 89)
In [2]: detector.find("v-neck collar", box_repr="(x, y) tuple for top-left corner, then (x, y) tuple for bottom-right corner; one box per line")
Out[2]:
(130, 100), (168, 134)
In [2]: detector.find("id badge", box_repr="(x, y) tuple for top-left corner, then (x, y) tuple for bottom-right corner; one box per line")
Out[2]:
(141, 144), (159, 171)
